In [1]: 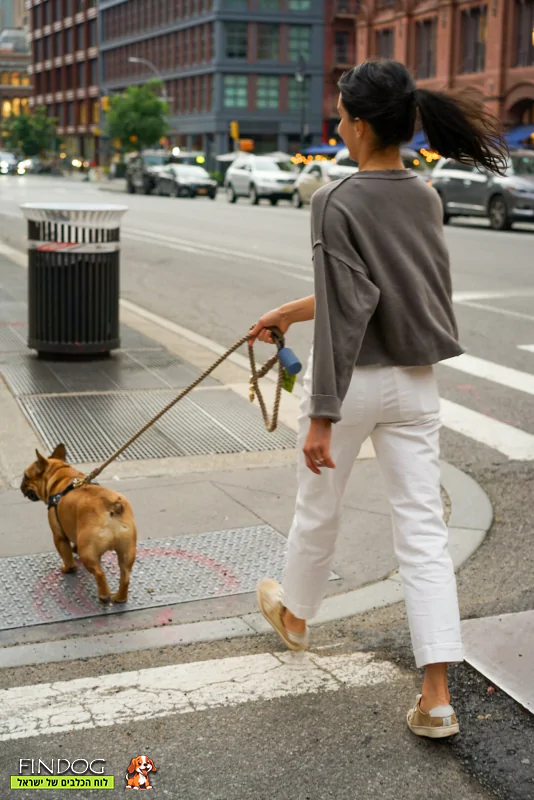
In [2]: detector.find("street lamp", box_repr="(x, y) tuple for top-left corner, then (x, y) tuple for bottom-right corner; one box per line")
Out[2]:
(295, 56), (307, 153)
(128, 56), (169, 102)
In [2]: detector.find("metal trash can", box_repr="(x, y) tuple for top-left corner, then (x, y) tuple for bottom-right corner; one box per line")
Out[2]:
(20, 202), (128, 356)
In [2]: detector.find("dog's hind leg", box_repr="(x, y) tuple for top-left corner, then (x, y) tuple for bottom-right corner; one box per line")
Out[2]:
(112, 533), (136, 604)
(78, 548), (112, 604)
(49, 511), (77, 573)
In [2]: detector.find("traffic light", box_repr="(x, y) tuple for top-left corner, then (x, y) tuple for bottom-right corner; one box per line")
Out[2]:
(229, 120), (239, 140)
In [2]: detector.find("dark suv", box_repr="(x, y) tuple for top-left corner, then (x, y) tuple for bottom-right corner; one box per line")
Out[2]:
(126, 151), (175, 195)
(429, 150), (534, 230)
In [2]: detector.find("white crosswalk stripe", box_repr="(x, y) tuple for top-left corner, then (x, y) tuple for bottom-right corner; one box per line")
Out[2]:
(0, 651), (401, 742)
(439, 353), (534, 459)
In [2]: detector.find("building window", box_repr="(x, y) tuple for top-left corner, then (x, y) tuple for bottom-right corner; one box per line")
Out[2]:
(11, 72), (20, 86)
(376, 27), (394, 60)
(89, 58), (97, 85)
(77, 60), (85, 86)
(67, 101), (74, 125)
(89, 20), (97, 47)
(55, 67), (62, 90)
(515, 0), (534, 67)
(461, 6), (487, 73)
(44, 0), (52, 24)
(289, 0), (311, 11)
(201, 74), (208, 109)
(258, 0), (279, 8)
(223, 0), (248, 8)
(192, 77), (198, 111)
(92, 99), (99, 123)
(416, 18), (437, 79)
(80, 101), (87, 124)
(44, 36), (52, 59)
(223, 74), (248, 107)
(65, 27), (73, 53)
(76, 24), (84, 50)
(225, 22), (248, 59)
(288, 75), (309, 110)
(191, 27), (198, 63)
(334, 31), (350, 64)
(54, 0), (62, 15)
(257, 75), (279, 108)
(289, 26), (311, 62)
(65, 0), (72, 15)
(55, 31), (62, 56)
(257, 24), (279, 60)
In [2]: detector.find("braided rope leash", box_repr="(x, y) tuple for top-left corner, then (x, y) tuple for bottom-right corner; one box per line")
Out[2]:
(79, 332), (284, 487)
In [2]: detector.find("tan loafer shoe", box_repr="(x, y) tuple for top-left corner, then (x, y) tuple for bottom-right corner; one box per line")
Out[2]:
(407, 694), (460, 739)
(257, 578), (309, 652)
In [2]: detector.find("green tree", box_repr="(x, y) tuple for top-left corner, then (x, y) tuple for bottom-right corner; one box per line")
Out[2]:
(2, 106), (57, 157)
(106, 81), (169, 151)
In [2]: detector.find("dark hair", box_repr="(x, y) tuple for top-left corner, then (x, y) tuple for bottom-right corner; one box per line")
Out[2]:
(338, 60), (508, 175)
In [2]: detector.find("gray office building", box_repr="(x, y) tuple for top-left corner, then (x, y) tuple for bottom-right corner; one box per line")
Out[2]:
(99, 0), (324, 157)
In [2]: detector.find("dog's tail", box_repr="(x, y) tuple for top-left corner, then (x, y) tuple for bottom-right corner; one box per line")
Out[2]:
(106, 497), (125, 517)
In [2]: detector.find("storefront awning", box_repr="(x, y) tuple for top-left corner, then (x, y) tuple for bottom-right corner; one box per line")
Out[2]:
(504, 125), (534, 149)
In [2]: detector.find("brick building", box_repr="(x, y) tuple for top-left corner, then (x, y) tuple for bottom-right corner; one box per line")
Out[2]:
(0, 31), (31, 123)
(325, 0), (534, 144)
(99, 0), (325, 158)
(28, 0), (100, 162)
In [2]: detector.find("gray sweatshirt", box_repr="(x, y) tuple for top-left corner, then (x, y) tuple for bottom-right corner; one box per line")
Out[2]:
(310, 170), (463, 423)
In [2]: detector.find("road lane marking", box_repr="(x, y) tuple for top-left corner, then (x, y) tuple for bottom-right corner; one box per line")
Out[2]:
(0, 651), (400, 742)
(440, 399), (534, 460)
(124, 231), (314, 284)
(457, 301), (534, 323)
(518, 345), (534, 353)
(453, 289), (534, 302)
(441, 354), (534, 395)
(123, 227), (313, 273)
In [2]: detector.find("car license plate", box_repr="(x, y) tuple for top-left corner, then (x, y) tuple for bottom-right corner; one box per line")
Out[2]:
(198, 188), (207, 195)
(284, 187), (292, 193)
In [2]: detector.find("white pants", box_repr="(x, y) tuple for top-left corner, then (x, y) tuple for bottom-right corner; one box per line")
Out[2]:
(283, 355), (463, 668)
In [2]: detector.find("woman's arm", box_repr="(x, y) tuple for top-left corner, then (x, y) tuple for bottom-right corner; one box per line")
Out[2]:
(248, 295), (314, 344)
(280, 295), (315, 325)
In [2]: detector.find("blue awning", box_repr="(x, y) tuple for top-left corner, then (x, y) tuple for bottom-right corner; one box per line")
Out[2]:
(303, 143), (344, 156)
(504, 125), (534, 148)
(406, 130), (428, 150)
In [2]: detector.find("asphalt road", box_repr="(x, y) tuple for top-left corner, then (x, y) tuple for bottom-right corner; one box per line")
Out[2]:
(0, 174), (533, 799)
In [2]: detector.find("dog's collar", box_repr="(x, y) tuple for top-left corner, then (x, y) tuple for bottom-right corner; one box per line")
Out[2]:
(47, 478), (98, 510)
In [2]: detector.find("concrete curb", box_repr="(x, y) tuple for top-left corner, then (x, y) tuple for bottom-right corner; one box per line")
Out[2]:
(0, 458), (492, 669)
(0, 242), (493, 668)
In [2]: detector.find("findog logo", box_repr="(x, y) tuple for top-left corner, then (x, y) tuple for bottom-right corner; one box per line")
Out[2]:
(125, 756), (157, 790)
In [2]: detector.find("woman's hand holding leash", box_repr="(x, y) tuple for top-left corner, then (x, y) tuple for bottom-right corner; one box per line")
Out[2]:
(304, 418), (335, 474)
(248, 308), (291, 345)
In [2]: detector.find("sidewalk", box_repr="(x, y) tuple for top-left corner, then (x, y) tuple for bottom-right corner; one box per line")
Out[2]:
(0, 250), (491, 671)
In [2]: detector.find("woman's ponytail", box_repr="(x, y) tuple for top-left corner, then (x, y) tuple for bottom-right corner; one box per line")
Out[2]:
(414, 86), (508, 175)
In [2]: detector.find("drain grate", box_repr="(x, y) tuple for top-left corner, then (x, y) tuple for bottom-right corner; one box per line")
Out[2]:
(0, 526), (337, 629)
(18, 388), (296, 463)
(0, 349), (216, 396)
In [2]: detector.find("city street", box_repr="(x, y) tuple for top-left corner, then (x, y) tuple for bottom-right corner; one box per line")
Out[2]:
(0, 174), (533, 799)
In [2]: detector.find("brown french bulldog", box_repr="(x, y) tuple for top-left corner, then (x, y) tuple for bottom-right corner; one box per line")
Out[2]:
(21, 444), (137, 605)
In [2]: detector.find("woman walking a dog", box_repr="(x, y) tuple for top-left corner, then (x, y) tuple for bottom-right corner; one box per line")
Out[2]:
(250, 59), (507, 738)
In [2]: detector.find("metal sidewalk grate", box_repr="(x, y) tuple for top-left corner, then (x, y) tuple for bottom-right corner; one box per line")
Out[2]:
(0, 525), (337, 629)
(0, 325), (26, 353)
(17, 388), (296, 463)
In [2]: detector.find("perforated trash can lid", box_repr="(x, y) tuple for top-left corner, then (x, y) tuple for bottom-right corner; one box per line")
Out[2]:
(20, 202), (128, 229)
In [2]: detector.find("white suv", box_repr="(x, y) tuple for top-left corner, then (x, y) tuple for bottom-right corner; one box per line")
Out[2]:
(225, 156), (296, 206)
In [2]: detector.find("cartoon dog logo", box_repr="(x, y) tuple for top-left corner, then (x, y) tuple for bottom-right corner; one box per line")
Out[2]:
(125, 756), (157, 790)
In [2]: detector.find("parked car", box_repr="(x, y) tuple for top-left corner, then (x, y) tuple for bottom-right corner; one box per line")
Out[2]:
(156, 164), (217, 199)
(329, 148), (359, 181)
(126, 150), (175, 195)
(292, 161), (333, 207)
(225, 156), (296, 205)
(0, 151), (18, 175)
(429, 150), (534, 230)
